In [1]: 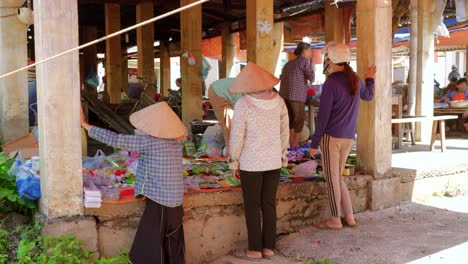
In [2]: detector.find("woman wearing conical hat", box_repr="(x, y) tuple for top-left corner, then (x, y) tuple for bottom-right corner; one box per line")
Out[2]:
(229, 63), (289, 260)
(81, 102), (187, 264)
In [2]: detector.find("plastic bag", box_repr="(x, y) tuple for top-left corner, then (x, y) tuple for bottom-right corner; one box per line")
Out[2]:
(82, 150), (106, 169)
(127, 159), (139, 176)
(292, 160), (318, 175)
(455, 0), (468, 22)
(15, 162), (41, 200)
(85, 68), (100, 89)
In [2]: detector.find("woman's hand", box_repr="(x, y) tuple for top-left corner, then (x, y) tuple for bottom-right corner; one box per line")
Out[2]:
(231, 169), (240, 181)
(444, 97), (451, 103)
(309, 148), (320, 158)
(81, 108), (92, 131)
(365, 65), (377, 79)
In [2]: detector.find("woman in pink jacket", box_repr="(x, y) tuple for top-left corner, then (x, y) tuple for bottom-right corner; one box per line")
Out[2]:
(229, 63), (289, 260)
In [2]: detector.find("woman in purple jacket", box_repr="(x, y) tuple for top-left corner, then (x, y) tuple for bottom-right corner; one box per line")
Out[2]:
(310, 43), (376, 229)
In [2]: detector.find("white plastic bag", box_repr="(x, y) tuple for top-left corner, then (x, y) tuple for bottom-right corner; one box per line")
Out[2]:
(292, 160), (318, 175)
(82, 150), (106, 169)
(455, 0), (468, 22)
(128, 159), (139, 176)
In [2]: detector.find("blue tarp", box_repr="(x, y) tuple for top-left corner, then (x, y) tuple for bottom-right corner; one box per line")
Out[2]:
(285, 18), (468, 50)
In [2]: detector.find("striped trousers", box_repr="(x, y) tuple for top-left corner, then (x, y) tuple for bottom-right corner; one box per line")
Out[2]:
(321, 134), (354, 217)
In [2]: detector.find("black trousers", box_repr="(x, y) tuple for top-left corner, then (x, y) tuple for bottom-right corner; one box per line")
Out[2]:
(240, 169), (281, 252)
(130, 199), (185, 264)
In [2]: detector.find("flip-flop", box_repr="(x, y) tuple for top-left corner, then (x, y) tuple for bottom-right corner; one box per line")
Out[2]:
(341, 218), (359, 228)
(232, 248), (262, 262)
(313, 220), (342, 230)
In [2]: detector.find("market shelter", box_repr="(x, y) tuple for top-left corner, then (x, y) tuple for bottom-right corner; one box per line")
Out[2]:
(0, 0), (457, 263)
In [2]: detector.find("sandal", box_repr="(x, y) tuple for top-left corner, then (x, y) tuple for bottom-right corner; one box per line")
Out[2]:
(232, 248), (262, 262)
(313, 220), (342, 230)
(341, 218), (359, 228)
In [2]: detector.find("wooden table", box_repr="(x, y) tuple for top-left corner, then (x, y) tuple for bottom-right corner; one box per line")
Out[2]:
(391, 115), (458, 152)
(434, 108), (467, 131)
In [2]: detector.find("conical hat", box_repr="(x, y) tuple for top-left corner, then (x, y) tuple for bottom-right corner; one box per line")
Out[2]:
(228, 62), (280, 94)
(129, 102), (187, 139)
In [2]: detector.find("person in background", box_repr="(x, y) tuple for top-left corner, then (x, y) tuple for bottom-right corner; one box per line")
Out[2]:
(174, 78), (182, 97)
(229, 63), (289, 260)
(434, 74), (440, 91)
(441, 77), (459, 97)
(81, 102), (186, 264)
(310, 43), (376, 229)
(207, 78), (244, 156)
(448, 65), (461, 81)
(280, 42), (315, 147)
(442, 78), (468, 103)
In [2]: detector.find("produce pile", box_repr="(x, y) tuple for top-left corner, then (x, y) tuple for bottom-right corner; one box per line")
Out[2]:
(183, 160), (240, 191)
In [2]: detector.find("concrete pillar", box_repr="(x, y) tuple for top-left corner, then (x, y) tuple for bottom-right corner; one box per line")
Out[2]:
(356, 0), (393, 179)
(180, 0), (203, 127)
(0, 0), (29, 141)
(220, 22), (235, 78)
(246, 0), (280, 74)
(325, 0), (345, 43)
(415, 0), (435, 143)
(105, 3), (122, 104)
(160, 41), (171, 97)
(136, 0), (155, 97)
(34, 0), (83, 218)
(82, 26), (98, 95)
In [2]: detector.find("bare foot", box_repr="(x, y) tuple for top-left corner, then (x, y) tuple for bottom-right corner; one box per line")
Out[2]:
(345, 216), (357, 226)
(262, 248), (275, 257)
(313, 218), (342, 230)
(246, 250), (262, 259)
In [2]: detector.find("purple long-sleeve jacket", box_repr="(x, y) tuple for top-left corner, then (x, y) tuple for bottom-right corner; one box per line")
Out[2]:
(311, 72), (374, 149)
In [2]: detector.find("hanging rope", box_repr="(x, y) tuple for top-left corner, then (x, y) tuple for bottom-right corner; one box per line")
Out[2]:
(0, 0), (209, 80)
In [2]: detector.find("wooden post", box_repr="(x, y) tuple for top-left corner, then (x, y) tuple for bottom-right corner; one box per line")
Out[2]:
(465, 45), (468, 77)
(137, 0), (155, 97)
(325, 0), (345, 43)
(160, 42), (171, 97)
(246, 0), (278, 73)
(180, 0), (203, 127)
(0, 0), (29, 141)
(407, 0), (418, 118)
(35, 0), (83, 218)
(82, 26), (98, 95)
(122, 54), (129, 95)
(415, 0), (435, 143)
(105, 3), (122, 104)
(356, 0), (393, 179)
(221, 22), (235, 78)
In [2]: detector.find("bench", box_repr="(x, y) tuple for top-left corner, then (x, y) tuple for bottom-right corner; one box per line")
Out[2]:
(391, 115), (458, 152)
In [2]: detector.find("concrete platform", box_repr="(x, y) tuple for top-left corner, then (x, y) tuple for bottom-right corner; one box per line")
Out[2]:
(391, 138), (468, 202)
